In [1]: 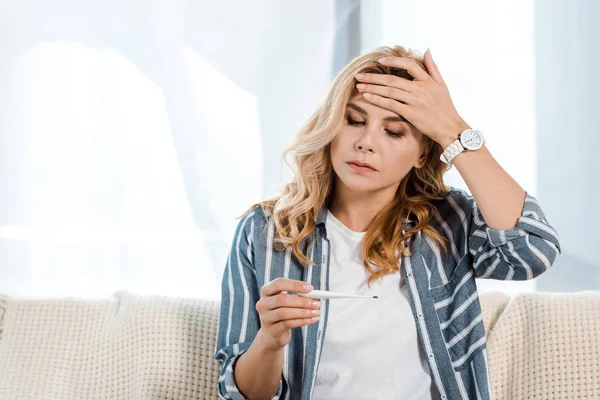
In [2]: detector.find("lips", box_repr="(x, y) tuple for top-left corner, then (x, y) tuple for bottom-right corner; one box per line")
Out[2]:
(347, 160), (377, 171)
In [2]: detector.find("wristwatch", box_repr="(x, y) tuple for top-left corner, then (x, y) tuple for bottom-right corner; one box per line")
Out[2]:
(440, 129), (486, 165)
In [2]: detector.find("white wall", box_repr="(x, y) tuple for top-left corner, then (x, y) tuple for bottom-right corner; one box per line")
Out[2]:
(534, 0), (600, 291)
(363, 0), (538, 295)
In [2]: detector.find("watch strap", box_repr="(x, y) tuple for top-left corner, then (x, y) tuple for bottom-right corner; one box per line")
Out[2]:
(440, 138), (465, 165)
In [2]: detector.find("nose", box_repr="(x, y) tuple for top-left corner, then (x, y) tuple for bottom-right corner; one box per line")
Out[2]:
(356, 143), (374, 152)
(356, 130), (376, 153)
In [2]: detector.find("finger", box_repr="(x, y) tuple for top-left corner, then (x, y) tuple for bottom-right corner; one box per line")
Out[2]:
(356, 83), (414, 105)
(270, 317), (320, 336)
(262, 293), (321, 311)
(378, 56), (430, 82)
(261, 306), (321, 324)
(423, 48), (444, 84)
(261, 278), (313, 298)
(362, 93), (410, 117)
(355, 73), (416, 93)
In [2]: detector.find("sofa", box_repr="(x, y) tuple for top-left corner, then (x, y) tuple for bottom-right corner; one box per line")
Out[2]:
(0, 290), (598, 399)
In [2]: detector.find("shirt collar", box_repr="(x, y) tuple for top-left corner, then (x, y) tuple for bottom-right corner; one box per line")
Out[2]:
(315, 205), (416, 238)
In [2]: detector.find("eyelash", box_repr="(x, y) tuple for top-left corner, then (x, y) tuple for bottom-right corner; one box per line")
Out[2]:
(346, 117), (405, 139)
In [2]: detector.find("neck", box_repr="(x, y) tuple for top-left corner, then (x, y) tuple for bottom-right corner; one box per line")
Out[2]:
(328, 182), (397, 233)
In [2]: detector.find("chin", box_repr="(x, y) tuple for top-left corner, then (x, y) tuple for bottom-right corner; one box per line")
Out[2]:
(336, 173), (381, 193)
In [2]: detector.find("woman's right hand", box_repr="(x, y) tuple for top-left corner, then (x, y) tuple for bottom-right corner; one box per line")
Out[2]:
(255, 278), (322, 351)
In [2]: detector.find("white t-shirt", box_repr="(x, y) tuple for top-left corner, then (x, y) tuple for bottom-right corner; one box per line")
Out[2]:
(313, 210), (438, 400)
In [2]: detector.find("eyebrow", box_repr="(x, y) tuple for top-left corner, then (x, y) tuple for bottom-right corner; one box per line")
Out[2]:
(346, 103), (408, 123)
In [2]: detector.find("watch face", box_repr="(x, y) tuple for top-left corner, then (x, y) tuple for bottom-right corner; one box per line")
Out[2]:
(460, 130), (484, 150)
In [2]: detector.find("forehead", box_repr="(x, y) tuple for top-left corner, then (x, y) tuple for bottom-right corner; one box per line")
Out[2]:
(346, 93), (407, 123)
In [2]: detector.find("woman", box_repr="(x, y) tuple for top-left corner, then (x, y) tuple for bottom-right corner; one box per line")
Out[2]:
(213, 45), (561, 400)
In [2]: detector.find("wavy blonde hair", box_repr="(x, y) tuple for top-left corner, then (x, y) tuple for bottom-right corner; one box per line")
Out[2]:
(245, 45), (450, 286)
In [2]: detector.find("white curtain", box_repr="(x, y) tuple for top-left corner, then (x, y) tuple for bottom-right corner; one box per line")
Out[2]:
(0, 0), (337, 299)
(1, 0), (590, 299)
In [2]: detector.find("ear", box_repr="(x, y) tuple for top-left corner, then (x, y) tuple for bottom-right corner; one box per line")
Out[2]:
(414, 141), (430, 169)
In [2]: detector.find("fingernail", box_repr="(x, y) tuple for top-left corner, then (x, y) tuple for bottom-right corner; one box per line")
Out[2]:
(304, 283), (313, 291)
(356, 84), (366, 90)
(378, 57), (388, 63)
(363, 93), (373, 99)
(355, 73), (365, 80)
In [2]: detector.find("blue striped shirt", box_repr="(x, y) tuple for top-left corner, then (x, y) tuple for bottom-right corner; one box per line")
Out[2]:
(214, 187), (561, 399)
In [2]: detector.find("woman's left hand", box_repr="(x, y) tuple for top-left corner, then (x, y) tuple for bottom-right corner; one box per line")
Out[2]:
(355, 49), (469, 148)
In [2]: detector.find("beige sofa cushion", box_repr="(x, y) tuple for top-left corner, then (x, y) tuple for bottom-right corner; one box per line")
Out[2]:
(0, 290), (598, 399)
(481, 290), (600, 399)
(0, 291), (221, 399)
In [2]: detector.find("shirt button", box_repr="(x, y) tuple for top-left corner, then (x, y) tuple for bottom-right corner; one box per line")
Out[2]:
(407, 272), (413, 277)
(428, 354), (434, 360)
(441, 396), (447, 400)
(417, 313), (423, 319)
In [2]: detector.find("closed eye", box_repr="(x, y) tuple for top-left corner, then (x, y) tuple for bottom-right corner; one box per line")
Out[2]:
(347, 117), (404, 139)
(347, 117), (364, 126)
(385, 130), (405, 139)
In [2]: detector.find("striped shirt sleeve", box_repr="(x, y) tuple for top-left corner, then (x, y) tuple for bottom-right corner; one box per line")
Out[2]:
(213, 209), (285, 400)
(451, 188), (561, 280)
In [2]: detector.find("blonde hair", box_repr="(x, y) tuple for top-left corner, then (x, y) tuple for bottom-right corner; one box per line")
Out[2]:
(245, 45), (450, 286)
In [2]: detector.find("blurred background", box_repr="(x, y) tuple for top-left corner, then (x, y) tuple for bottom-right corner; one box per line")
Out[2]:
(0, 0), (597, 300)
